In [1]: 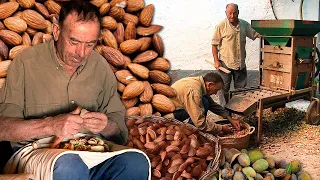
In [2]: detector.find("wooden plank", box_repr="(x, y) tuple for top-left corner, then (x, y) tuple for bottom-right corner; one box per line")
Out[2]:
(261, 46), (292, 54)
(263, 70), (291, 90)
(259, 65), (291, 73)
(263, 53), (292, 72)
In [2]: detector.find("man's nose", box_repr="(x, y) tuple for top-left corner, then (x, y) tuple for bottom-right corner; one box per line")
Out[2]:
(76, 43), (86, 57)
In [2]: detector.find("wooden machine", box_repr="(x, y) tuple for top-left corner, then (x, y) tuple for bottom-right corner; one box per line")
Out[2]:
(225, 20), (320, 144)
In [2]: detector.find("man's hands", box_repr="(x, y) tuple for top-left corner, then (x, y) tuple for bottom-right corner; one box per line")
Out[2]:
(81, 112), (108, 134)
(49, 113), (83, 138)
(214, 61), (222, 71)
(220, 116), (242, 135)
(229, 118), (241, 131)
(48, 107), (108, 138)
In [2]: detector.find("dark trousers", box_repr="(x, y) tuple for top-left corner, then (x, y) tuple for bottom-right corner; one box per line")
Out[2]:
(173, 96), (210, 124)
(217, 60), (247, 102)
(53, 152), (149, 180)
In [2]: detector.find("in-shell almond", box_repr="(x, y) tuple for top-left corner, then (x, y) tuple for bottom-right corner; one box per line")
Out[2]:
(124, 22), (136, 40)
(9, 45), (29, 60)
(149, 70), (171, 85)
(139, 103), (153, 116)
(121, 97), (138, 109)
(120, 39), (141, 54)
(90, 0), (107, 8)
(139, 4), (154, 27)
(32, 32), (44, 46)
(0, 39), (8, 59)
(113, 23), (124, 45)
(42, 34), (53, 43)
(151, 83), (176, 98)
(108, 6), (125, 21)
(0, 2), (19, 20)
(137, 25), (163, 36)
(17, 0), (35, 8)
(132, 50), (158, 63)
(146, 57), (170, 71)
(122, 80), (145, 99)
(123, 55), (131, 68)
(94, 44), (104, 54)
(44, 20), (53, 34)
(152, 94), (175, 113)
(117, 81), (125, 92)
(4, 17), (27, 34)
(101, 46), (126, 67)
(44, 0), (61, 15)
(138, 37), (152, 52)
(0, 30), (22, 46)
(102, 29), (118, 49)
(126, 107), (140, 116)
(127, 63), (149, 79)
(110, 0), (127, 8)
(35, 2), (50, 19)
(152, 34), (164, 57)
(101, 16), (117, 31)
(0, 60), (11, 77)
(12, 11), (22, 19)
(126, 0), (144, 12)
(25, 27), (37, 37)
(139, 81), (153, 103)
(0, 21), (5, 30)
(115, 69), (137, 84)
(99, 3), (111, 16)
(123, 13), (139, 26)
(22, 10), (47, 30)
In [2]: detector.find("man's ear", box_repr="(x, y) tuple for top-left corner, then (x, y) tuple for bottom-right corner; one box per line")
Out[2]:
(206, 82), (214, 88)
(52, 23), (60, 41)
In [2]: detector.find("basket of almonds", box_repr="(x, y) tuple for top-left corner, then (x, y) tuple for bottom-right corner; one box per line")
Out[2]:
(125, 115), (221, 180)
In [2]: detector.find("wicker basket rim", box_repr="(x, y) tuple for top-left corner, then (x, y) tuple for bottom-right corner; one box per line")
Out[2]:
(217, 122), (255, 140)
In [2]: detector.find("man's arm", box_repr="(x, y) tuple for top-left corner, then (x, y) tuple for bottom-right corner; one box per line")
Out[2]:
(96, 67), (128, 145)
(211, 25), (222, 70)
(0, 117), (50, 141)
(212, 45), (221, 70)
(246, 21), (260, 40)
(207, 96), (241, 130)
(0, 113), (83, 141)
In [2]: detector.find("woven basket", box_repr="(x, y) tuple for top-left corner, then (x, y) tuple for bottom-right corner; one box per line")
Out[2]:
(126, 115), (221, 180)
(217, 121), (255, 151)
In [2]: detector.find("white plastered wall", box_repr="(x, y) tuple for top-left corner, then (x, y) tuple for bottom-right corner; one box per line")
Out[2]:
(145, 0), (319, 70)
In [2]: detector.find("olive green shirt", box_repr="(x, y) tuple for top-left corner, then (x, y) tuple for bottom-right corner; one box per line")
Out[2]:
(0, 40), (127, 145)
(212, 18), (259, 70)
(169, 76), (229, 133)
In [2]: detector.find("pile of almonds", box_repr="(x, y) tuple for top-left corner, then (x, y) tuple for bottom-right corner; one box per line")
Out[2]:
(126, 116), (219, 179)
(0, 0), (176, 117)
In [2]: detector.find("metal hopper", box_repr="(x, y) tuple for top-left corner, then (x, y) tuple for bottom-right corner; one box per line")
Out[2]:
(251, 20), (320, 46)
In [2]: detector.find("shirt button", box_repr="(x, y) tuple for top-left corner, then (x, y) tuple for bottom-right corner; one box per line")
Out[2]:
(71, 100), (75, 104)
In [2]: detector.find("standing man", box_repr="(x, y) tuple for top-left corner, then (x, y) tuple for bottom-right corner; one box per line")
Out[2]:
(212, 3), (260, 103)
(0, 1), (149, 179)
(168, 72), (242, 135)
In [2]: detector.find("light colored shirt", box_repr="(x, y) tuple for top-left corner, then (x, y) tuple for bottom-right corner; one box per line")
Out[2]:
(0, 40), (128, 146)
(169, 76), (229, 133)
(212, 18), (259, 70)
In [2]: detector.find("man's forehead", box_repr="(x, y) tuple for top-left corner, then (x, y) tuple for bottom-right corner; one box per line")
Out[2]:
(226, 4), (238, 11)
(61, 12), (99, 27)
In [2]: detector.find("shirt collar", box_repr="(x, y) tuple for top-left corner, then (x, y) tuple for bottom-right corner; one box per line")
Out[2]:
(49, 40), (88, 74)
(200, 76), (207, 96)
(226, 18), (240, 29)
